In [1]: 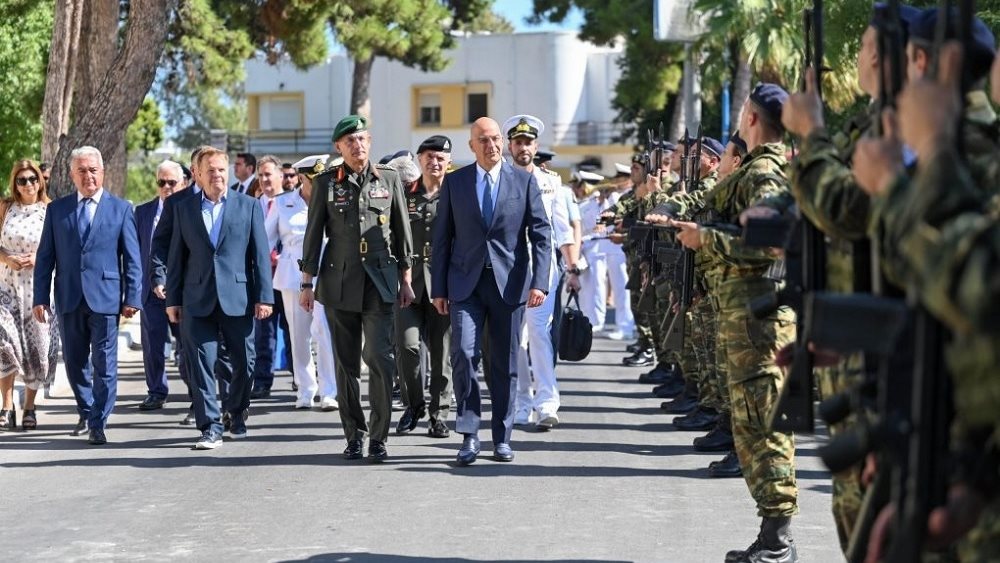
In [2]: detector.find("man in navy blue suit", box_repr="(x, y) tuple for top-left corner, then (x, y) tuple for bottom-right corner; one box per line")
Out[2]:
(33, 146), (142, 445)
(166, 148), (273, 450)
(431, 117), (552, 465)
(135, 160), (191, 412)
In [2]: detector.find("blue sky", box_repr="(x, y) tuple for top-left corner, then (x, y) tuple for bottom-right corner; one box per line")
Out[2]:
(492, 0), (584, 32)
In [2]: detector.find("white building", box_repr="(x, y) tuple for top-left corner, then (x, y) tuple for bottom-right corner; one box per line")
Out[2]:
(243, 31), (634, 177)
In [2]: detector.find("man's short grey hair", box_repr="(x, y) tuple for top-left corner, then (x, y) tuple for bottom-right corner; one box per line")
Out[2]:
(156, 160), (184, 178)
(70, 146), (104, 168)
(387, 155), (420, 184)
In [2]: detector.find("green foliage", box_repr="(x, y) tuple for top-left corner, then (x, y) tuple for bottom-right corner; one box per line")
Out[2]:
(125, 157), (161, 204)
(0, 1), (52, 169)
(157, 0), (255, 148)
(126, 97), (165, 155)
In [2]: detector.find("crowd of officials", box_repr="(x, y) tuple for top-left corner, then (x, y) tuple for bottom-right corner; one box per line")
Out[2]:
(3, 4), (1000, 561)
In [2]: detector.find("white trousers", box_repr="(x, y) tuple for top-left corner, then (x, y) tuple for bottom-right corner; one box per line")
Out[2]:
(580, 240), (608, 329)
(280, 290), (337, 402)
(516, 264), (560, 417)
(600, 239), (633, 334)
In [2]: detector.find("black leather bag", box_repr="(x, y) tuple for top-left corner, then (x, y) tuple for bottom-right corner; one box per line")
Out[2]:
(558, 290), (593, 361)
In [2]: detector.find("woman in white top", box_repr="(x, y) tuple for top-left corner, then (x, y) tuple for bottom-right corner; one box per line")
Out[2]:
(264, 155), (338, 410)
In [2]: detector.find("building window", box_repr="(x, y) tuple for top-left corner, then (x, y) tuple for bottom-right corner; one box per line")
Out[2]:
(467, 93), (488, 123)
(268, 98), (303, 130)
(419, 93), (441, 125)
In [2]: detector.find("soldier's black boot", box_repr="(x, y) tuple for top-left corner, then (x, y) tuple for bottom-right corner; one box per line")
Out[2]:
(694, 412), (734, 451)
(638, 362), (673, 384)
(661, 381), (698, 414)
(622, 348), (654, 367)
(707, 448), (742, 478)
(726, 517), (797, 563)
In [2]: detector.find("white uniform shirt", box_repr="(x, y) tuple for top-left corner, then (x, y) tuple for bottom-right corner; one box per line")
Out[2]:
(264, 190), (318, 292)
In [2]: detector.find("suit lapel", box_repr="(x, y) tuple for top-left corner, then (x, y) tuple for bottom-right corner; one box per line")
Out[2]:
(186, 193), (214, 249)
(215, 193), (234, 248)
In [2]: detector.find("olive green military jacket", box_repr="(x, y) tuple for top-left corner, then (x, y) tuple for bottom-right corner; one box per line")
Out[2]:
(404, 181), (441, 304)
(300, 161), (414, 312)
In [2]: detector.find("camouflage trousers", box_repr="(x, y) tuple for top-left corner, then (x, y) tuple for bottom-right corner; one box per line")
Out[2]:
(711, 296), (731, 415)
(630, 279), (655, 351)
(688, 296), (720, 410)
(723, 305), (798, 517)
(816, 357), (865, 555)
(650, 278), (672, 365)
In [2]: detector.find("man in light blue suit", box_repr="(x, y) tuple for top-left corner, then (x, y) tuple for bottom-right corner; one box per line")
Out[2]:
(431, 117), (552, 465)
(166, 148), (273, 450)
(33, 146), (142, 446)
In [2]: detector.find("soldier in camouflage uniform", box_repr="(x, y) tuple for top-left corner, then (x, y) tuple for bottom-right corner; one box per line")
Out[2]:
(852, 39), (1000, 561)
(672, 84), (798, 563)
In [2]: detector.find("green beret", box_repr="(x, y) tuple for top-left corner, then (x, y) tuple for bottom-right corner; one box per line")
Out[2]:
(332, 115), (369, 142)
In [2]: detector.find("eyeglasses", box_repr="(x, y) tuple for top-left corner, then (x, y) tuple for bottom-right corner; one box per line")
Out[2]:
(157, 179), (179, 188)
(283, 173), (298, 179)
(15, 176), (39, 187)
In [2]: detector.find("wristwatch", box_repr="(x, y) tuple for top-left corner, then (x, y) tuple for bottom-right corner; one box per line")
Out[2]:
(300, 282), (313, 290)
(566, 266), (581, 275)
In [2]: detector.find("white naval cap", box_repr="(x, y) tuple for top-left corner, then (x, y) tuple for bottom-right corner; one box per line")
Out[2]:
(292, 154), (330, 178)
(502, 114), (545, 140)
(614, 162), (631, 176)
(572, 170), (605, 184)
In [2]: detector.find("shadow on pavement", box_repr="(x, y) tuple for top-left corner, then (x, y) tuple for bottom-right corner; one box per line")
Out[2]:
(278, 555), (628, 563)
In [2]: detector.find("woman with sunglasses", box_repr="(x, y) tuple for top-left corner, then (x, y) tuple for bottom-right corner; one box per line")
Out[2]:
(0, 160), (53, 430)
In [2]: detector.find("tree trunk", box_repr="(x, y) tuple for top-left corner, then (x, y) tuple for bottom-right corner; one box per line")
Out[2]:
(730, 48), (752, 133)
(40, 0), (84, 164)
(74, 0), (125, 195)
(350, 55), (374, 119)
(48, 0), (179, 198)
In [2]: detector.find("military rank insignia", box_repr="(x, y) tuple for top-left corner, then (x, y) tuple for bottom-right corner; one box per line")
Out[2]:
(369, 187), (390, 199)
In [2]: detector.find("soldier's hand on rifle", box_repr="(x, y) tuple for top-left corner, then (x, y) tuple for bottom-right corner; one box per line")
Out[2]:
(926, 484), (986, 550)
(645, 212), (670, 225)
(609, 232), (625, 245)
(641, 169), (661, 197)
(774, 342), (841, 369)
(897, 41), (963, 162)
(853, 110), (904, 197)
(782, 67), (825, 138)
(670, 220), (702, 250)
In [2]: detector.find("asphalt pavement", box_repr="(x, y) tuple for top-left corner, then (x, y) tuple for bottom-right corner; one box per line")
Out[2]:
(0, 323), (842, 562)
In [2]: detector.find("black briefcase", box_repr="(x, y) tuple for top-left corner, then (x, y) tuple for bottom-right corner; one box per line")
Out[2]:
(558, 290), (593, 362)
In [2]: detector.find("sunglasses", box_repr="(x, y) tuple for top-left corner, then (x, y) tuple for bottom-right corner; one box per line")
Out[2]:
(157, 179), (179, 188)
(15, 176), (39, 187)
(283, 173), (298, 179)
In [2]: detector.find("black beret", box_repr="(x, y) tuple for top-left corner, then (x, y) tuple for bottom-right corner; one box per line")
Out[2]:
(417, 135), (452, 154)
(870, 3), (922, 42)
(699, 137), (725, 158)
(379, 150), (412, 165)
(533, 149), (556, 165)
(749, 83), (789, 125)
(729, 133), (748, 155)
(908, 7), (997, 81)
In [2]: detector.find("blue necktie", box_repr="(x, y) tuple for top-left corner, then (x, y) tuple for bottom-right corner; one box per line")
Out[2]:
(481, 173), (494, 226)
(78, 198), (92, 242)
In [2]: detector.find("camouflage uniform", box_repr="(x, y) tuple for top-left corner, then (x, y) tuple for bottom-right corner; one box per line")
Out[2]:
(697, 143), (798, 516)
(873, 145), (1000, 562)
(613, 189), (655, 353)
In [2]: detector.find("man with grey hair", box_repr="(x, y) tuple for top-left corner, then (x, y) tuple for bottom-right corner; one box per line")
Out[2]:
(136, 160), (190, 412)
(390, 138), (454, 438)
(33, 146), (142, 445)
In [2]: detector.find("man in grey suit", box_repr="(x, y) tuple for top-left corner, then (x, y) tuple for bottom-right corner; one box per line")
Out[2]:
(431, 117), (552, 465)
(166, 147), (273, 450)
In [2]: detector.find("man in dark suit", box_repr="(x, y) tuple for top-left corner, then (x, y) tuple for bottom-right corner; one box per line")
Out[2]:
(431, 117), (552, 465)
(166, 148), (273, 450)
(33, 146), (142, 445)
(299, 115), (414, 462)
(231, 152), (258, 195)
(136, 160), (190, 411)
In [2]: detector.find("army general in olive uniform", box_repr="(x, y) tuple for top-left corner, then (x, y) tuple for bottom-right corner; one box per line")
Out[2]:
(299, 115), (415, 462)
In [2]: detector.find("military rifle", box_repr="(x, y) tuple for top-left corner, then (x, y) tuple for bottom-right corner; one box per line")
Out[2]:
(757, 0), (828, 434)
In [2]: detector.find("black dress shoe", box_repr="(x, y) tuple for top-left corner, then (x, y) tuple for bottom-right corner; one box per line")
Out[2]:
(139, 396), (166, 411)
(88, 428), (107, 445)
(661, 391), (698, 414)
(456, 434), (480, 465)
(71, 417), (88, 436)
(623, 349), (655, 367)
(625, 341), (642, 354)
(395, 406), (424, 434)
(249, 387), (271, 400)
(673, 407), (718, 431)
(708, 449), (743, 478)
(343, 439), (365, 460)
(368, 440), (388, 461)
(180, 410), (196, 426)
(427, 417), (450, 438)
(693, 415), (735, 451)
(493, 443), (514, 462)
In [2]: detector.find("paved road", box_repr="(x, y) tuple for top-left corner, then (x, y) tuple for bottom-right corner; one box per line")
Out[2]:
(1, 332), (841, 562)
